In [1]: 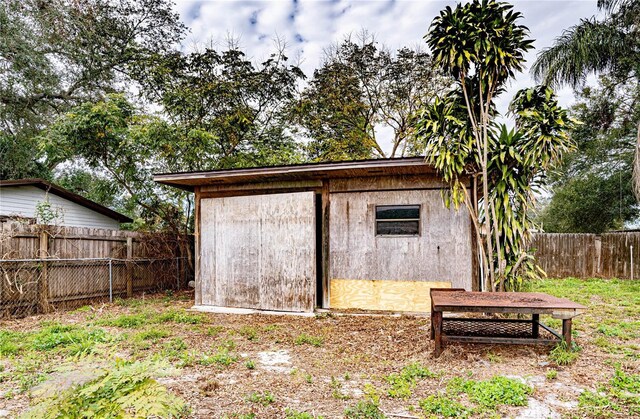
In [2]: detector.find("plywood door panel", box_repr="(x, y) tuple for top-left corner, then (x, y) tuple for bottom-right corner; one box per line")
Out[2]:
(200, 192), (315, 312)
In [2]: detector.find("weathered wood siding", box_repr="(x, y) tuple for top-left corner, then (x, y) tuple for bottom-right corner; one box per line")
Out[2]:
(329, 184), (473, 311)
(200, 192), (316, 312)
(533, 232), (640, 279)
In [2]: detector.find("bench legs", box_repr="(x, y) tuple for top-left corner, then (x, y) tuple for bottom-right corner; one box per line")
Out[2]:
(562, 318), (572, 347)
(532, 314), (539, 339)
(433, 311), (443, 358)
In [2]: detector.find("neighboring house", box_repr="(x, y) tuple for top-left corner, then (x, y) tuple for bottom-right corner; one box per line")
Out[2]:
(0, 179), (132, 229)
(155, 157), (478, 314)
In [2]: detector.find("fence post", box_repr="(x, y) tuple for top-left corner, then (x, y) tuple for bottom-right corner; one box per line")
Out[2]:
(126, 237), (133, 298)
(38, 230), (49, 313)
(108, 259), (113, 302)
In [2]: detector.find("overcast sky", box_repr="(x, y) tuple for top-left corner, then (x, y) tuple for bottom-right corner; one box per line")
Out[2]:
(171, 0), (601, 143)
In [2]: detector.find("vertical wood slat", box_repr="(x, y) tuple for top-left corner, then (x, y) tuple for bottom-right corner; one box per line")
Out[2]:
(533, 232), (640, 279)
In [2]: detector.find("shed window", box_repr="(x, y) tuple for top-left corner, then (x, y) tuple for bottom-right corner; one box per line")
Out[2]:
(375, 205), (420, 236)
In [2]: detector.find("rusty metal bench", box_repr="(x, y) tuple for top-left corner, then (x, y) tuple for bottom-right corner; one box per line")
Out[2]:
(430, 288), (587, 357)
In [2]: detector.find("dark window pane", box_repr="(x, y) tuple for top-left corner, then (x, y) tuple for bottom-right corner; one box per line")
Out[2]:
(376, 205), (420, 220)
(376, 220), (420, 235)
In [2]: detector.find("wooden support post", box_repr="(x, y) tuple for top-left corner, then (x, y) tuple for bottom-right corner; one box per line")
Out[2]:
(321, 181), (330, 309)
(194, 187), (202, 305)
(562, 318), (572, 347)
(532, 314), (539, 339)
(433, 311), (443, 358)
(38, 230), (49, 313)
(126, 237), (133, 298)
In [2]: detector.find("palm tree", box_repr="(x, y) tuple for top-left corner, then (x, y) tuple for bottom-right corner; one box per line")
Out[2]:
(532, 0), (640, 195)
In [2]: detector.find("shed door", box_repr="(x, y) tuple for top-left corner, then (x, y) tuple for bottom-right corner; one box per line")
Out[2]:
(200, 192), (316, 312)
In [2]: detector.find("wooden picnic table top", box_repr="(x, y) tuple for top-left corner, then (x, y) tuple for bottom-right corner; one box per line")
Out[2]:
(431, 290), (587, 317)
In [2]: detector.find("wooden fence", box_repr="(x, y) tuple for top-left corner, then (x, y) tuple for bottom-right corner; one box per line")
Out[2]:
(532, 232), (640, 279)
(0, 221), (191, 317)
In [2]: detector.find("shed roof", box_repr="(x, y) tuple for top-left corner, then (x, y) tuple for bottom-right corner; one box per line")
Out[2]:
(154, 157), (437, 191)
(0, 179), (133, 223)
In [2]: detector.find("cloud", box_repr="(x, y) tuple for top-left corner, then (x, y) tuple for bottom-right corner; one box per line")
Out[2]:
(172, 0), (599, 141)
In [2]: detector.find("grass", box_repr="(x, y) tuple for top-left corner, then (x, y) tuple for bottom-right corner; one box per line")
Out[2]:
(549, 341), (580, 365)
(0, 278), (638, 417)
(198, 347), (238, 367)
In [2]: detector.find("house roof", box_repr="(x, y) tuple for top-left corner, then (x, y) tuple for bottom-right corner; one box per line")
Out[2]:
(0, 179), (133, 223)
(154, 157), (437, 191)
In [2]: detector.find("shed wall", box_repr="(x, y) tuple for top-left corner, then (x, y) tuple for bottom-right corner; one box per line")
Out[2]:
(329, 188), (473, 311)
(0, 186), (121, 230)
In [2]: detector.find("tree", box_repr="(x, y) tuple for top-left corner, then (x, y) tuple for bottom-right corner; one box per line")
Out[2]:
(138, 47), (305, 170)
(296, 34), (449, 161)
(417, 0), (575, 291)
(0, 0), (185, 179)
(538, 78), (640, 232)
(531, 0), (640, 197)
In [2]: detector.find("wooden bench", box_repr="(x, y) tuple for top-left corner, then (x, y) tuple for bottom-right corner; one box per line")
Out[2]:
(430, 288), (587, 357)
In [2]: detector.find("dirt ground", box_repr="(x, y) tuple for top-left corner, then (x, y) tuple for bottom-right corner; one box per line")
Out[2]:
(0, 278), (639, 418)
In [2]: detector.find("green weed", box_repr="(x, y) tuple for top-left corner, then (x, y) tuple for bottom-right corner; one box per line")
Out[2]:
(546, 369), (558, 380)
(239, 326), (258, 341)
(198, 348), (237, 367)
(32, 323), (109, 354)
(344, 400), (385, 419)
(294, 333), (323, 347)
(447, 376), (532, 409)
(330, 376), (350, 400)
(246, 391), (275, 406)
(419, 395), (471, 418)
(285, 408), (324, 419)
(136, 328), (170, 342)
(207, 326), (225, 336)
(385, 362), (435, 399)
(611, 366), (640, 393)
(549, 341), (579, 365)
(245, 360), (255, 370)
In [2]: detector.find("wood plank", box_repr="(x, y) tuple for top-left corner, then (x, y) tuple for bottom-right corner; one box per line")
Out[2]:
(201, 180), (322, 193)
(329, 279), (451, 312)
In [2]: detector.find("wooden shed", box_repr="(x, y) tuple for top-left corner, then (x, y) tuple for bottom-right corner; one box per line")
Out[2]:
(155, 157), (478, 313)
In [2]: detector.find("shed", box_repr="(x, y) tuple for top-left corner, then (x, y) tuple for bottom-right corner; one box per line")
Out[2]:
(155, 157), (478, 313)
(0, 179), (132, 229)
